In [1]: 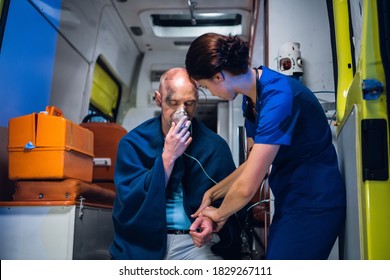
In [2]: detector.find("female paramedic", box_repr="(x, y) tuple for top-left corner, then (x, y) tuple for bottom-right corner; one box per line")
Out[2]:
(186, 32), (346, 260)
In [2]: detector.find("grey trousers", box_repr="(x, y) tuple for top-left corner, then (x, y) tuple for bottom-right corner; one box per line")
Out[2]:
(163, 234), (222, 260)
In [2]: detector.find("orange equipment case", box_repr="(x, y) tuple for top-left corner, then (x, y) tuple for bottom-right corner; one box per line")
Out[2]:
(80, 122), (127, 190)
(8, 107), (94, 182)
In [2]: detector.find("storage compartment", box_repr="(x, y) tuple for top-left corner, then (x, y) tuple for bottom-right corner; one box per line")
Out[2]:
(80, 122), (127, 189)
(0, 203), (114, 260)
(13, 179), (115, 208)
(8, 109), (94, 181)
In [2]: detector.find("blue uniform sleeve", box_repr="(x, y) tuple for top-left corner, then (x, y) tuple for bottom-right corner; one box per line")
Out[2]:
(254, 78), (299, 146)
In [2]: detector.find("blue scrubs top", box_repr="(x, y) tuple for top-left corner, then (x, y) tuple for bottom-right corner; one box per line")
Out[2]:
(243, 66), (345, 214)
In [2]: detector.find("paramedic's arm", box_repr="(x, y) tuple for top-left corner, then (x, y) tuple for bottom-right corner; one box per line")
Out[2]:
(191, 137), (254, 217)
(246, 137), (254, 157)
(200, 144), (279, 231)
(191, 162), (246, 218)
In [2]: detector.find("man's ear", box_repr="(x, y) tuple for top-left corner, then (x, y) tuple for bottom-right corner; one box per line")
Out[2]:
(155, 91), (162, 107)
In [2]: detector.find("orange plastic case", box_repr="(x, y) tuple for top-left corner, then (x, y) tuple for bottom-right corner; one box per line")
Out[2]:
(80, 122), (127, 188)
(8, 108), (94, 182)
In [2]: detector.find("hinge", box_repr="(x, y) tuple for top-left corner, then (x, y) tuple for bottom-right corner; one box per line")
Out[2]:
(78, 196), (85, 219)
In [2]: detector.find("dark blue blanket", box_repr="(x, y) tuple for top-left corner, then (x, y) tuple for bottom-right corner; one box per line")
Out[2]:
(110, 116), (243, 259)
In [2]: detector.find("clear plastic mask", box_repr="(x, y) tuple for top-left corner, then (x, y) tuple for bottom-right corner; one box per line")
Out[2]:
(170, 108), (190, 131)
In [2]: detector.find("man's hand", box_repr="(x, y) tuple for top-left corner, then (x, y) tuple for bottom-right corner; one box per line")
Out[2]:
(189, 216), (214, 247)
(161, 117), (192, 185)
(163, 117), (192, 161)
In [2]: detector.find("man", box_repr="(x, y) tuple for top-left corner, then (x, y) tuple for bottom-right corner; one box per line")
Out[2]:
(109, 68), (243, 260)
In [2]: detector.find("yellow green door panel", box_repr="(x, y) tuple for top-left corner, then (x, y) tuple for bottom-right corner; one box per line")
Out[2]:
(334, 0), (390, 259)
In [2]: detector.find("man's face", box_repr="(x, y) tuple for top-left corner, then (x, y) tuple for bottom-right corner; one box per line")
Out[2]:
(158, 76), (198, 135)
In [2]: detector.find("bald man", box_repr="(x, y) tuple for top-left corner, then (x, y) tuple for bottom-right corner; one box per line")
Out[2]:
(110, 68), (243, 260)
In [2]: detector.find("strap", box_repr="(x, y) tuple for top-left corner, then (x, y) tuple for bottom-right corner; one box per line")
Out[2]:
(167, 229), (191, 234)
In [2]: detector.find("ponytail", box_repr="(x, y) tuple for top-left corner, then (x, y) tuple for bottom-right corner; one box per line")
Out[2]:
(186, 33), (250, 80)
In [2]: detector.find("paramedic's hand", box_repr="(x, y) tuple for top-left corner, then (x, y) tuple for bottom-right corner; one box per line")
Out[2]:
(163, 116), (192, 161)
(199, 206), (228, 232)
(190, 216), (213, 247)
(191, 191), (212, 219)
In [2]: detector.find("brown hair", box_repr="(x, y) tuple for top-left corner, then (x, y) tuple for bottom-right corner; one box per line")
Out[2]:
(185, 33), (250, 80)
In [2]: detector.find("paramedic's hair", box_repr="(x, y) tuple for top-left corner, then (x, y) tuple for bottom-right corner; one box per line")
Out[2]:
(185, 33), (250, 80)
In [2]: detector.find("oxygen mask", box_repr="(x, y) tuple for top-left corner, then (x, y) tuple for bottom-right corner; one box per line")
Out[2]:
(171, 108), (190, 132)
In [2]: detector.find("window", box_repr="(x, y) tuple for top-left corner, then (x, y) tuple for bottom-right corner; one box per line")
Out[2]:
(89, 59), (121, 122)
(0, 0), (10, 51)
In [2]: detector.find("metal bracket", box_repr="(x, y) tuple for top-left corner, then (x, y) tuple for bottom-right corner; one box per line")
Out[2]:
(187, 0), (197, 25)
(93, 158), (112, 167)
(78, 196), (85, 219)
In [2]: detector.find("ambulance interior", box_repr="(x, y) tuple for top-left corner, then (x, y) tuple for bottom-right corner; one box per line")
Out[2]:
(0, 0), (389, 260)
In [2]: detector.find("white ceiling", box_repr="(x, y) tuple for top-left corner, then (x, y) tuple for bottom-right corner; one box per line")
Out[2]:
(112, 0), (255, 53)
